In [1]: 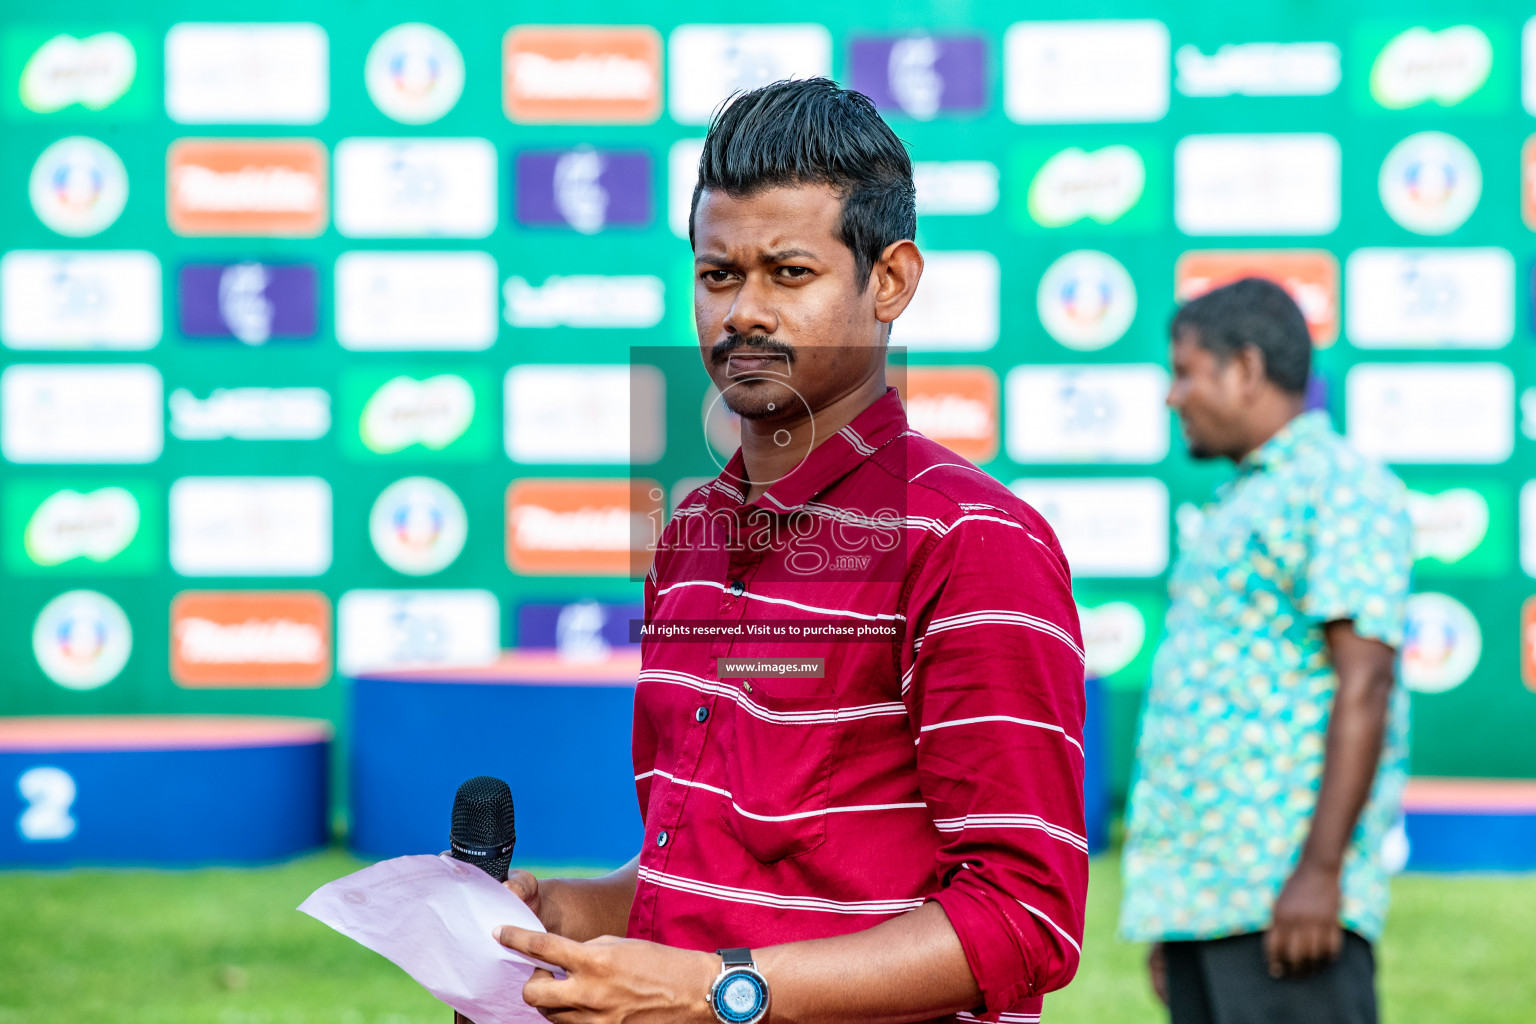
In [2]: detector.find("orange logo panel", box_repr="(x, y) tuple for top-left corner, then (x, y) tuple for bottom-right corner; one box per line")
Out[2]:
(1523, 597), (1536, 693)
(898, 367), (1000, 464)
(167, 140), (328, 237)
(503, 27), (662, 123)
(171, 591), (331, 688)
(1175, 250), (1339, 346)
(507, 479), (664, 576)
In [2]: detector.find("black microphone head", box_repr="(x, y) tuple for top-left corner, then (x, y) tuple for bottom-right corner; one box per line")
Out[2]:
(449, 775), (515, 881)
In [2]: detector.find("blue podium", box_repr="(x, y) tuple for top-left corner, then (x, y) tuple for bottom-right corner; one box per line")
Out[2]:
(349, 653), (643, 868)
(1403, 778), (1536, 872)
(0, 715), (331, 867)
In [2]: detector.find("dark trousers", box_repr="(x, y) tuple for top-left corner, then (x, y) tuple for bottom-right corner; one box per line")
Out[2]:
(1165, 931), (1377, 1024)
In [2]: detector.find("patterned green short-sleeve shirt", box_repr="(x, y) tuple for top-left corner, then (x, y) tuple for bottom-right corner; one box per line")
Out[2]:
(1120, 410), (1414, 944)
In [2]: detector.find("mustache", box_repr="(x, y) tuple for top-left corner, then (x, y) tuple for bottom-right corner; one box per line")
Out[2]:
(710, 334), (796, 364)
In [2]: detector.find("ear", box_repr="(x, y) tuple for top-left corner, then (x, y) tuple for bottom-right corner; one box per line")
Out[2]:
(871, 240), (924, 324)
(1234, 344), (1269, 397)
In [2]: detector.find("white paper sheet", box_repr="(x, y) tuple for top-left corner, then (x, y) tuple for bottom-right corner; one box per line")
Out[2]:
(299, 854), (559, 1024)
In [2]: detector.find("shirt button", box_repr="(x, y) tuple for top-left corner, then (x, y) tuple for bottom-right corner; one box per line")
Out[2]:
(729, 579), (745, 597)
(695, 706), (709, 723)
(656, 831), (669, 847)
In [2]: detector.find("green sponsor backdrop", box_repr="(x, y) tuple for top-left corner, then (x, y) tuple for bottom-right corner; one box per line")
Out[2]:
(1, 1), (1534, 818)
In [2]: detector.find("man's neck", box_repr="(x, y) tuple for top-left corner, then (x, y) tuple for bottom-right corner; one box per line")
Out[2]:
(1231, 394), (1308, 464)
(739, 373), (888, 504)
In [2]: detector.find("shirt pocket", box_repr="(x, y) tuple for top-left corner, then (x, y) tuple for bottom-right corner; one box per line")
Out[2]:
(718, 681), (835, 864)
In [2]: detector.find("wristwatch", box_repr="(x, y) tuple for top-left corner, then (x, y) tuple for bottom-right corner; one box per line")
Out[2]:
(708, 947), (770, 1024)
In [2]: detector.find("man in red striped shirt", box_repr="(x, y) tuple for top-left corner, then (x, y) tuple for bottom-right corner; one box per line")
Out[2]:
(495, 78), (1087, 1024)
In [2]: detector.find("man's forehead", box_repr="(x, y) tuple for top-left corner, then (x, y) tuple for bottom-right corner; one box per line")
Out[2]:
(693, 185), (842, 252)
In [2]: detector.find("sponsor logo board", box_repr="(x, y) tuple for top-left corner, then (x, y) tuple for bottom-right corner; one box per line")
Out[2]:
(1367, 25), (1495, 110)
(170, 477), (332, 576)
(515, 148), (651, 232)
(169, 387), (330, 441)
(1378, 131), (1481, 235)
(337, 589), (499, 676)
(503, 275), (664, 329)
(167, 139), (327, 237)
(170, 590), (331, 687)
(2, 250), (160, 350)
(1522, 481), (1536, 577)
(1174, 41), (1341, 97)
(334, 138), (495, 238)
(1076, 593), (1162, 687)
(177, 261), (317, 344)
(668, 24), (832, 125)
(3, 480), (158, 575)
(1014, 142), (1158, 231)
(503, 26), (661, 123)
(335, 252), (497, 350)
(342, 369), (491, 459)
(516, 600), (644, 659)
(1344, 248), (1511, 348)
(1346, 363), (1513, 463)
(1405, 481), (1509, 576)
(369, 477), (468, 576)
(1004, 20), (1169, 123)
(165, 23), (327, 124)
(505, 365), (664, 464)
(1, 364), (162, 463)
(33, 590), (132, 690)
(365, 23), (464, 124)
(848, 34), (987, 120)
(1037, 250), (1137, 351)
(1175, 134), (1340, 235)
(29, 136), (128, 236)
(1006, 365), (1170, 463)
(667, 138), (705, 238)
(6, 29), (148, 116)
(1524, 597), (1536, 692)
(506, 478), (663, 576)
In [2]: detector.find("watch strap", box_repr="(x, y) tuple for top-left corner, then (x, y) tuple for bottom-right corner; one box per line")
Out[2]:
(716, 947), (754, 968)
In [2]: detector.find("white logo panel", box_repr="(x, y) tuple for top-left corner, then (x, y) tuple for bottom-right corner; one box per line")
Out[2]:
(1174, 42), (1341, 97)
(1346, 364), (1513, 463)
(335, 252), (497, 350)
(165, 23), (328, 123)
(337, 589), (500, 676)
(170, 477), (332, 576)
(334, 139), (496, 238)
(505, 365), (664, 464)
(503, 275), (664, 329)
(1175, 134), (1341, 235)
(668, 25), (832, 125)
(1006, 365), (1170, 463)
(1004, 20), (1170, 123)
(2, 251), (160, 350)
(1345, 248), (1512, 348)
(1, 364), (162, 463)
(914, 161), (1000, 216)
(169, 387), (331, 441)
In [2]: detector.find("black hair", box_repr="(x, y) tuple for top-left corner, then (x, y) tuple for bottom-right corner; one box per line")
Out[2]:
(689, 78), (916, 284)
(1170, 277), (1311, 394)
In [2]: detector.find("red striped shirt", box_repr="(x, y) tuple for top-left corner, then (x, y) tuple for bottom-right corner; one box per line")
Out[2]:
(631, 387), (1087, 1022)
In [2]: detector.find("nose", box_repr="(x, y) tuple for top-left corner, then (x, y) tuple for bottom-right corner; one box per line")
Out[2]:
(1165, 379), (1185, 410)
(722, 273), (778, 339)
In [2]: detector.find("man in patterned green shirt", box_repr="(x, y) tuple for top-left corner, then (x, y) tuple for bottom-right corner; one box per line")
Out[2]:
(1120, 278), (1413, 1024)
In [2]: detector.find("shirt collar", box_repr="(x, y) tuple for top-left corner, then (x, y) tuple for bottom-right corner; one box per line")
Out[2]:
(1237, 409), (1332, 476)
(708, 386), (909, 513)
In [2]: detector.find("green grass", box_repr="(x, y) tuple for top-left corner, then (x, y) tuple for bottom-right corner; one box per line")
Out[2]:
(0, 848), (1532, 1023)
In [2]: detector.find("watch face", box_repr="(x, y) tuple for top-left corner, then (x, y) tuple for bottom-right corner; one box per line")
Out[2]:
(716, 970), (767, 1023)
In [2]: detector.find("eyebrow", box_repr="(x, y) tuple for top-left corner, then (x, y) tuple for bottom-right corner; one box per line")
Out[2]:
(694, 247), (822, 268)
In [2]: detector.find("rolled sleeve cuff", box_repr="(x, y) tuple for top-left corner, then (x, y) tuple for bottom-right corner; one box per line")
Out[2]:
(929, 882), (1051, 1019)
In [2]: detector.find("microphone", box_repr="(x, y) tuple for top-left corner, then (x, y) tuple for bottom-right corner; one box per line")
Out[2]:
(448, 776), (516, 882)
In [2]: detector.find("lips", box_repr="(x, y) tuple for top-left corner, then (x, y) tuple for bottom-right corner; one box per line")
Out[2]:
(725, 352), (785, 375)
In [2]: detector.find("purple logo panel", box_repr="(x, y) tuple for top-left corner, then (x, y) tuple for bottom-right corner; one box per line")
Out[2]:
(849, 35), (988, 119)
(178, 262), (318, 344)
(516, 601), (643, 653)
(515, 149), (653, 232)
